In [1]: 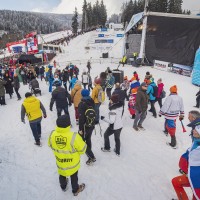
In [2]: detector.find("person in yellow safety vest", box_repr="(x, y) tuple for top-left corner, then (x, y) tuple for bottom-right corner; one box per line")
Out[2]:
(21, 92), (47, 146)
(133, 52), (138, 61)
(119, 55), (127, 67)
(48, 114), (87, 196)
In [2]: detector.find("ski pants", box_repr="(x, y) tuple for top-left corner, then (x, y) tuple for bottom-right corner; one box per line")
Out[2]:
(150, 100), (157, 117)
(14, 88), (21, 99)
(133, 110), (147, 127)
(29, 120), (41, 142)
(0, 95), (6, 105)
(172, 174), (197, 200)
(81, 126), (95, 159)
(57, 106), (69, 118)
(104, 127), (122, 155)
(75, 107), (79, 120)
(166, 119), (176, 136)
(155, 97), (162, 108)
(106, 88), (112, 100)
(59, 171), (79, 194)
(196, 95), (200, 108)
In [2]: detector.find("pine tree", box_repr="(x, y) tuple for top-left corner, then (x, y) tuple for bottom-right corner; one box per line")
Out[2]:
(82, 0), (88, 30)
(87, 2), (93, 27)
(168, 0), (183, 14)
(99, 0), (107, 26)
(72, 7), (79, 34)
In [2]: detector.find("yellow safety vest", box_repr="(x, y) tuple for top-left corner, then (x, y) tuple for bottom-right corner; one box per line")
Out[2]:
(48, 126), (87, 177)
(23, 96), (42, 121)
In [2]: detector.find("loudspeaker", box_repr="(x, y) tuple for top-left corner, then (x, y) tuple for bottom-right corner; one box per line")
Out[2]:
(112, 70), (124, 84)
(102, 53), (108, 58)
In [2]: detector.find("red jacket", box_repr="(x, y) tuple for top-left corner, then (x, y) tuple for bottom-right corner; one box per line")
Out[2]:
(157, 83), (164, 98)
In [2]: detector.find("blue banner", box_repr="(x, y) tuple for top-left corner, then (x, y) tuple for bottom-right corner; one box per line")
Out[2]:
(116, 34), (124, 37)
(95, 39), (114, 44)
(192, 48), (200, 86)
(101, 28), (107, 32)
(98, 34), (104, 37)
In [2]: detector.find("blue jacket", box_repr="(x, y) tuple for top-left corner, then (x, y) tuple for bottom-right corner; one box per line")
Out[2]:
(147, 82), (156, 101)
(69, 77), (77, 89)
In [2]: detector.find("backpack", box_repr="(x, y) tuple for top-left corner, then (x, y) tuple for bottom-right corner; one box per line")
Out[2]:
(85, 107), (96, 127)
(160, 90), (166, 99)
(152, 85), (158, 97)
(97, 88), (105, 103)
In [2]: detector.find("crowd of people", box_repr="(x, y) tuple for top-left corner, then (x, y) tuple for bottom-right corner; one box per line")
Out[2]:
(1, 61), (200, 199)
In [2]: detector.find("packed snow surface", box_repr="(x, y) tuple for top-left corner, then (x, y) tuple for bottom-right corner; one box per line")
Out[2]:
(0, 30), (197, 200)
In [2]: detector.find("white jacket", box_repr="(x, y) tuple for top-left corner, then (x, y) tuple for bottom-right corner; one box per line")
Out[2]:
(159, 94), (184, 119)
(103, 103), (123, 130)
(82, 74), (88, 84)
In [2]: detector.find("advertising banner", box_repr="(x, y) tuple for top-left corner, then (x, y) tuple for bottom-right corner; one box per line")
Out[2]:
(154, 60), (169, 71)
(26, 34), (38, 54)
(192, 47), (200, 85)
(6, 40), (27, 53)
(95, 39), (114, 43)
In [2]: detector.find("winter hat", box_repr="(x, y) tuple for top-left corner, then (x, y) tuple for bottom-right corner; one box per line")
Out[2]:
(75, 80), (82, 85)
(25, 92), (32, 98)
(170, 85), (177, 93)
(110, 94), (119, 103)
(81, 89), (90, 97)
(150, 77), (154, 83)
(94, 78), (101, 85)
(131, 88), (138, 94)
(141, 82), (148, 87)
(56, 114), (71, 128)
(115, 82), (120, 88)
(133, 71), (137, 74)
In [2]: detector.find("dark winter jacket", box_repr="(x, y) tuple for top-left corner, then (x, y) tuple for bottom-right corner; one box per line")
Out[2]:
(4, 76), (13, 94)
(29, 79), (39, 89)
(50, 86), (72, 109)
(135, 86), (148, 113)
(78, 97), (95, 132)
(62, 71), (69, 82)
(39, 67), (45, 75)
(0, 78), (6, 96)
(196, 91), (200, 97)
(112, 88), (126, 104)
(13, 76), (20, 89)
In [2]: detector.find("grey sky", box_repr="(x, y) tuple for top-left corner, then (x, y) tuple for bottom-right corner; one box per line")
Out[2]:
(0, 0), (199, 16)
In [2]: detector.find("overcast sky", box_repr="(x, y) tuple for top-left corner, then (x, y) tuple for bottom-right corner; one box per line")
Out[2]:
(0, 0), (199, 16)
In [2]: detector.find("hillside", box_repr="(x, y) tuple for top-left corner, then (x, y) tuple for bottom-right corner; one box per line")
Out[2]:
(0, 10), (81, 49)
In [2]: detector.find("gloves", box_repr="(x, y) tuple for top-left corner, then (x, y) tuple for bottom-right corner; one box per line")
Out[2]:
(179, 115), (184, 121)
(159, 114), (162, 117)
(101, 116), (105, 120)
(21, 119), (25, 124)
(44, 114), (47, 118)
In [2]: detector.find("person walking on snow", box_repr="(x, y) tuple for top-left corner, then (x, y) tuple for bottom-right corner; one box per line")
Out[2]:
(133, 82), (148, 131)
(0, 77), (7, 105)
(13, 74), (21, 100)
(81, 70), (89, 89)
(105, 71), (115, 100)
(48, 114), (86, 196)
(101, 94), (123, 156)
(120, 76), (130, 101)
(159, 85), (184, 148)
(21, 92), (47, 146)
(78, 89), (96, 165)
(71, 81), (82, 125)
(155, 78), (164, 108)
(171, 125), (200, 200)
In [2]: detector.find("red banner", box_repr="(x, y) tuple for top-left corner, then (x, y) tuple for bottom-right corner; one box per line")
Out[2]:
(25, 31), (37, 38)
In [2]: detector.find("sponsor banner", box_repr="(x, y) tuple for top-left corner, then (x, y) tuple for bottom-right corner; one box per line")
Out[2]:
(98, 34), (104, 38)
(101, 28), (108, 32)
(116, 34), (124, 37)
(95, 39), (114, 44)
(6, 40), (27, 53)
(27, 35), (38, 54)
(171, 63), (192, 77)
(154, 60), (169, 71)
(25, 31), (37, 38)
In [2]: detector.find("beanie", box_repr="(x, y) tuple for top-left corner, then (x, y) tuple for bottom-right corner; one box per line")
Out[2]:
(94, 78), (101, 85)
(25, 92), (32, 98)
(110, 94), (119, 103)
(131, 88), (138, 94)
(56, 114), (71, 128)
(141, 82), (148, 87)
(81, 89), (90, 97)
(170, 85), (177, 93)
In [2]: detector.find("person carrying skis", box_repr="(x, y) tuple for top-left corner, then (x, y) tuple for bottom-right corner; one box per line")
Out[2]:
(48, 114), (86, 196)
(159, 85), (184, 148)
(78, 89), (96, 165)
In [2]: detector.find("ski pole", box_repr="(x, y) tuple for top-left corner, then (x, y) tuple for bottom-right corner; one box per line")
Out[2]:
(180, 121), (187, 133)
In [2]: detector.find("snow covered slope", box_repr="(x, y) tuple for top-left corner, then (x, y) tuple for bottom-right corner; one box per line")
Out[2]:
(0, 30), (198, 200)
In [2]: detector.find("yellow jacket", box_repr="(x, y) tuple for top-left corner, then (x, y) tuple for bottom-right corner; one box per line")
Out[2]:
(22, 96), (42, 121)
(71, 84), (82, 107)
(91, 84), (102, 103)
(48, 126), (86, 177)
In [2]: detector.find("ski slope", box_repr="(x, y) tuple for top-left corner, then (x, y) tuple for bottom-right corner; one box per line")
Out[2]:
(0, 31), (198, 200)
